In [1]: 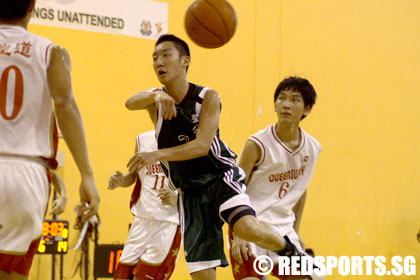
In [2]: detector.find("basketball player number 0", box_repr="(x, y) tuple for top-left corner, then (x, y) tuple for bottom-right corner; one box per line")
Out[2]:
(278, 182), (290, 199)
(0, 65), (23, 121)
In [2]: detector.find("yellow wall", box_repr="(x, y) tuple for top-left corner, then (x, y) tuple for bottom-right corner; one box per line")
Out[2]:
(28, 0), (419, 279)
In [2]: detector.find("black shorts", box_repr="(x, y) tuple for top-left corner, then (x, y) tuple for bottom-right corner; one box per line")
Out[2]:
(180, 167), (252, 273)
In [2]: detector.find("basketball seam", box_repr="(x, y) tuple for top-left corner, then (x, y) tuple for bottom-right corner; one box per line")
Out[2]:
(190, 8), (224, 43)
(203, 0), (231, 39)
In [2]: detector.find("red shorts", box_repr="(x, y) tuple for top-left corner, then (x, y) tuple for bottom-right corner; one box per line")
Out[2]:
(0, 238), (41, 276)
(114, 226), (181, 280)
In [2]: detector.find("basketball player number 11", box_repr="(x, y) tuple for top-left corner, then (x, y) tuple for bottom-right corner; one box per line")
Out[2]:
(152, 175), (165, 191)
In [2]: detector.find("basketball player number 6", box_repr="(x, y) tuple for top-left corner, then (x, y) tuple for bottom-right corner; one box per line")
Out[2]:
(0, 65), (23, 121)
(278, 182), (290, 199)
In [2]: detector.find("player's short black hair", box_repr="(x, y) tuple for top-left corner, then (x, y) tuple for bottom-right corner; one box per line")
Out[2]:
(274, 76), (317, 120)
(156, 34), (190, 58)
(274, 76), (317, 107)
(0, 0), (35, 21)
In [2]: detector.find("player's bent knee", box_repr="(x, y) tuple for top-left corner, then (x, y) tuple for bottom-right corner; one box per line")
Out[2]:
(221, 205), (260, 242)
(221, 205), (256, 229)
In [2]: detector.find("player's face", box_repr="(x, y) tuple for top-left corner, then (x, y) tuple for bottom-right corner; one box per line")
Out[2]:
(275, 89), (311, 123)
(153, 41), (188, 85)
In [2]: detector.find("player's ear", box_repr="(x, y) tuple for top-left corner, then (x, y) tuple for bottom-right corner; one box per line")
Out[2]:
(303, 104), (312, 117)
(182, 55), (190, 69)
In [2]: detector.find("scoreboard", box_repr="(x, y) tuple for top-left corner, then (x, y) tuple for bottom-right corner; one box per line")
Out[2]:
(37, 220), (69, 254)
(94, 244), (124, 278)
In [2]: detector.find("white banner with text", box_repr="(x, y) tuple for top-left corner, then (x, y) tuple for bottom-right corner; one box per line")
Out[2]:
(31, 0), (168, 39)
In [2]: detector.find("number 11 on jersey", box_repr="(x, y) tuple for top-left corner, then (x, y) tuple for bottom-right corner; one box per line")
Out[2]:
(152, 175), (165, 190)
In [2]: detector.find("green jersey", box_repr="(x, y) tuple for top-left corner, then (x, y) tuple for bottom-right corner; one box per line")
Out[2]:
(157, 83), (238, 191)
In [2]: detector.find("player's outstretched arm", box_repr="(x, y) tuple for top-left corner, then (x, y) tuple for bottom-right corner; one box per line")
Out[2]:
(125, 90), (158, 110)
(126, 89), (177, 126)
(48, 46), (99, 222)
(127, 89), (221, 172)
(108, 171), (136, 190)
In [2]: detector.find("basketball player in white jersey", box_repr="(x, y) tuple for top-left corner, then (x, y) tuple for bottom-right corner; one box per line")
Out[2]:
(0, 1), (99, 279)
(229, 77), (325, 280)
(108, 130), (180, 280)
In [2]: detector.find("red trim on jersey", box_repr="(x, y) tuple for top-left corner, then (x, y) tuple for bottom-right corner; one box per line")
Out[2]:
(130, 175), (141, 211)
(249, 136), (266, 167)
(0, 238), (41, 276)
(271, 125), (305, 156)
(132, 226), (181, 280)
(293, 130), (305, 156)
(131, 135), (143, 212)
(271, 125), (291, 153)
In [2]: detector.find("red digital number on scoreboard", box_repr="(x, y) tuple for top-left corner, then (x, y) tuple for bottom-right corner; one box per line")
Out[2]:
(37, 220), (69, 254)
(94, 244), (124, 278)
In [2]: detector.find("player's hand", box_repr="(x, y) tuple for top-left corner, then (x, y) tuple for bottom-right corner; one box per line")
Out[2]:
(108, 171), (124, 190)
(417, 229), (420, 244)
(127, 151), (159, 173)
(231, 235), (253, 264)
(154, 90), (177, 120)
(79, 175), (100, 223)
(50, 196), (67, 215)
(158, 189), (178, 206)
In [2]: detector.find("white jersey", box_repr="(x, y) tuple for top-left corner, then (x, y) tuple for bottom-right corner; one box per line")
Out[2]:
(131, 131), (179, 224)
(246, 124), (321, 226)
(0, 25), (57, 164)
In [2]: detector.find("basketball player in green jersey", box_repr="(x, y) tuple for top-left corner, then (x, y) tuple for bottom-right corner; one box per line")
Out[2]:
(126, 34), (299, 280)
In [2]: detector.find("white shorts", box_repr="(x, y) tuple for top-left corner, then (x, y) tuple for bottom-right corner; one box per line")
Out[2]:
(119, 216), (179, 265)
(0, 157), (49, 253)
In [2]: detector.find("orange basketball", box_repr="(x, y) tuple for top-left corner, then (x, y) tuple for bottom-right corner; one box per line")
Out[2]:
(184, 0), (237, 49)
